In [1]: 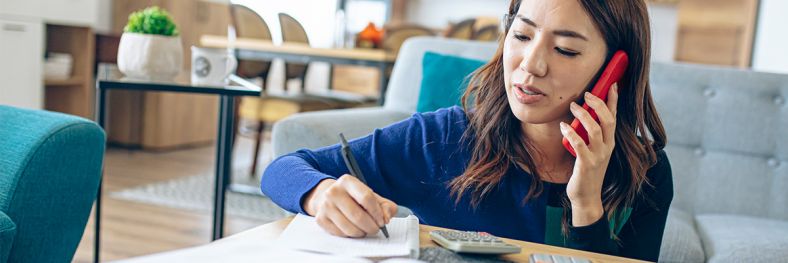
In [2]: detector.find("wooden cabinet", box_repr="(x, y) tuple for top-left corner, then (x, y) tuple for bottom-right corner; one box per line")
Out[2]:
(1, 1), (98, 117)
(0, 17), (44, 110)
(44, 25), (95, 118)
(109, 0), (230, 150)
(675, 0), (760, 67)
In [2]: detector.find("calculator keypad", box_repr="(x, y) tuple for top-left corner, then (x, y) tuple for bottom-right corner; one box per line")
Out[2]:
(430, 230), (521, 254)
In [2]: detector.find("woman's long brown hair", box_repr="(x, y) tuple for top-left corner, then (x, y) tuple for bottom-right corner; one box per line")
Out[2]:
(449, 0), (667, 238)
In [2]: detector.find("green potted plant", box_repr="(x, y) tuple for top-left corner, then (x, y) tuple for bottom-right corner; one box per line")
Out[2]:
(117, 6), (183, 80)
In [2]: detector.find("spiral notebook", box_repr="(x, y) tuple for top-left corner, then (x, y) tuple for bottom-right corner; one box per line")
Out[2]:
(277, 214), (420, 259)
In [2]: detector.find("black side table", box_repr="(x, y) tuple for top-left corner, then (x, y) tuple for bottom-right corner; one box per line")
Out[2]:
(93, 75), (260, 262)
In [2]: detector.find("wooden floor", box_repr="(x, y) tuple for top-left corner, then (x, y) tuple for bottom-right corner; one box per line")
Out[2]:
(72, 135), (272, 262)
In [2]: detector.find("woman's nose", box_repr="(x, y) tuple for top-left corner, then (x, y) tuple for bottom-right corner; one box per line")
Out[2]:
(519, 45), (548, 77)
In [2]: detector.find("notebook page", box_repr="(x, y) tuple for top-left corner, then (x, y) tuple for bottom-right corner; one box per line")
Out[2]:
(277, 214), (419, 258)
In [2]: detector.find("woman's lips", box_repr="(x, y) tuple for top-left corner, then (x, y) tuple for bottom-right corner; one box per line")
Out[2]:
(512, 83), (546, 104)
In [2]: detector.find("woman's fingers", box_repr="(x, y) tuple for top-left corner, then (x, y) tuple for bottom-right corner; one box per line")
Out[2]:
(315, 211), (345, 236)
(569, 101), (603, 147)
(313, 175), (399, 238)
(329, 178), (382, 236)
(560, 121), (591, 157)
(342, 177), (385, 226)
(583, 91), (616, 144)
(607, 83), (619, 118)
(376, 193), (398, 224)
(324, 202), (367, 237)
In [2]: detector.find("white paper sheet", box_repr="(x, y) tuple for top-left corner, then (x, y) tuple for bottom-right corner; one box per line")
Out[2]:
(114, 232), (371, 263)
(277, 214), (420, 258)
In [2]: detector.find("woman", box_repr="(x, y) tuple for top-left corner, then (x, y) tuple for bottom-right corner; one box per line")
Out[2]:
(262, 0), (672, 261)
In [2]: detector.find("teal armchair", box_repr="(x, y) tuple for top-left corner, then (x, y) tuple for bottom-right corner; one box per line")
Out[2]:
(0, 105), (105, 262)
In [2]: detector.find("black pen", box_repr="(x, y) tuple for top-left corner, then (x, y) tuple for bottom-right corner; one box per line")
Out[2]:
(339, 133), (390, 239)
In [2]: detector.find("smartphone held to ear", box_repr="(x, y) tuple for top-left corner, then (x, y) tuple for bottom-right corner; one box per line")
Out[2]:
(562, 51), (629, 157)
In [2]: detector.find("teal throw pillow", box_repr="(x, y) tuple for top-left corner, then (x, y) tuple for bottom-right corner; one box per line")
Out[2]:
(416, 51), (485, 112)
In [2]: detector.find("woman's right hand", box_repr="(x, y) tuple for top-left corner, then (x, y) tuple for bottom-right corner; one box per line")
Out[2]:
(303, 175), (398, 238)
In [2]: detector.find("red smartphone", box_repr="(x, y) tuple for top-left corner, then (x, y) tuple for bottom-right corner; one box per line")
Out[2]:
(562, 50), (629, 157)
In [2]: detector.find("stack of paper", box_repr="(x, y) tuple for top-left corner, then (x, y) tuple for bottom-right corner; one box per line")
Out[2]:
(277, 214), (420, 258)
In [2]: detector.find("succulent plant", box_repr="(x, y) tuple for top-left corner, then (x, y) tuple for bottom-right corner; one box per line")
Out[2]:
(124, 6), (179, 36)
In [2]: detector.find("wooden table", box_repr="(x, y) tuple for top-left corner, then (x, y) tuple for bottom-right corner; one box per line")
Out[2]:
(200, 35), (396, 104)
(258, 217), (647, 263)
(119, 216), (647, 263)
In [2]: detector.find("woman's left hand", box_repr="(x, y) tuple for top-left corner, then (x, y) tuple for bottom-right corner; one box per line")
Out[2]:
(559, 83), (619, 227)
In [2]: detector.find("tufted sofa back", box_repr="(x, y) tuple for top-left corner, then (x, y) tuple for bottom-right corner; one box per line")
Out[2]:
(650, 62), (788, 220)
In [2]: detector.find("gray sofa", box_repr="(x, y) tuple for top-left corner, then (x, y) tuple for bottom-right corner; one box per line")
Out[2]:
(270, 37), (788, 262)
(650, 63), (788, 262)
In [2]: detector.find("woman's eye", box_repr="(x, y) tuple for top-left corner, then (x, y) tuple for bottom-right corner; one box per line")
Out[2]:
(514, 34), (531, 42)
(555, 47), (580, 57)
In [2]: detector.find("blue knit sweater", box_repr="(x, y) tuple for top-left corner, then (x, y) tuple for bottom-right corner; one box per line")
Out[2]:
(261, 106), (673, 261)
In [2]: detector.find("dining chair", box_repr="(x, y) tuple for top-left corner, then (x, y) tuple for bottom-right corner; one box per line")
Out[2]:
(383, 24), (436, 56)
(235, 12), (364, 177)
(444, 18), (477, 40)
(473, 24), (500, 42)
(232, 8), (337, 177)
(231, 4), (282, 178)
(278, 13), (310, 92)
(231, 4), (272, 80)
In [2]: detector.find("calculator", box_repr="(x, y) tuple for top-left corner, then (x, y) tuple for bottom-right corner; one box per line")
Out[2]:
(429, 230), (522, 255)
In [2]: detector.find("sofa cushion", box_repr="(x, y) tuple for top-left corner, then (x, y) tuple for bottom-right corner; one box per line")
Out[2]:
(416, 51), (484, 112)
(695, 214), (788, 263)
(659, 208), (705, 263)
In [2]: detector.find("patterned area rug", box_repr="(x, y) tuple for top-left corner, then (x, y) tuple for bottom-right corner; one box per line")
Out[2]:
(110, 169), (291, 223)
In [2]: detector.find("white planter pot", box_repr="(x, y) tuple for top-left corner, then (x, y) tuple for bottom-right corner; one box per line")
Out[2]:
(117, 32), (183, 81)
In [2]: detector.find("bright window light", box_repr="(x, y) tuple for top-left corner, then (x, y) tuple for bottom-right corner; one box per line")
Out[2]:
(345, 1), (387, 32)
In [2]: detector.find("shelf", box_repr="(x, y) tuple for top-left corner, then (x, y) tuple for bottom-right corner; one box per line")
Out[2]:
(45, 77), (84, 86)
(44, 24), (94, 119)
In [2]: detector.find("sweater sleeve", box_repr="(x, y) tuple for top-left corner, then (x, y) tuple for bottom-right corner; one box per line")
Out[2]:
(566, 149), (674, 262)
(260, 107), (466, 215)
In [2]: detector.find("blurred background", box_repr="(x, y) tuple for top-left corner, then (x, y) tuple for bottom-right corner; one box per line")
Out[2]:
(1, 0), (785, 262)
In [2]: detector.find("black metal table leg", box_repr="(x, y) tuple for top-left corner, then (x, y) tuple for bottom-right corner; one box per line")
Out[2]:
(212, 95), (235, 240)
(94, 84), (107, 263)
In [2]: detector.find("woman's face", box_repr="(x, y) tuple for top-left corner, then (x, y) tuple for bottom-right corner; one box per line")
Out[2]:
(503, 0), (608, 125)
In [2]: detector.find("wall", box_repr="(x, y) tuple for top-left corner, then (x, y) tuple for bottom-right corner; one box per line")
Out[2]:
(95, 0), (113, 33)
(405, 0), (508, 29)
(752, 0), (788, 74)
(648, 3), (678, 62)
